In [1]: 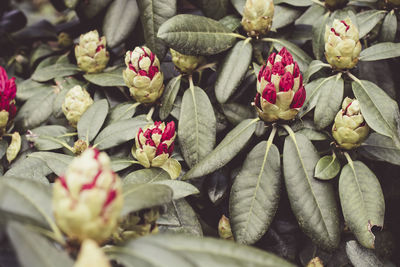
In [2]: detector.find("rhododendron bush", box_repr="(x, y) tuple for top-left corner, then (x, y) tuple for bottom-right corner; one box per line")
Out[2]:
(1, 0), (400, 266)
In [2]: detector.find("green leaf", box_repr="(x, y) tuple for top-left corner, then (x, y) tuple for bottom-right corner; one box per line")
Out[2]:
(315, 155), (340, 180)
(159, 76), (181, 120)
(31, 63), (79, 82)
(6, 155), (51, 183)
(188, 0), (230, 20)
(110, 157), (134, 172)
(78, 99), (109, 142)
(76, 0), (113, 19)
(314, 74), (344, 129)
(94, 115), (148, 150)
(29, 152), (73, 177)
(122, 184), (173, 216)
(158, 199), (203, 236)
(269, 39), (312, 73)
(303, 60), (331, 83)
(361, 133), (400, 166)
(346, 240), (383, 267)
(219, 15), (241, 32)
(106, 234), (295, 267)
(352, 79), (399, 139)
(103, 0), (139, 48)
(230, 141), (281, 245)
(153, 180), (200, 199)
(231, 0), (245, 15)
(123, 168), (170, 184)
(215, 40), (252, 104)
(295, 4), (326, 26)
(356, 10), (386, 39)
(15, 90), (57, 130)
(360, 42), (400, 61)
(7, 222), (74, 267)
(183, 118), (257, 180)
(297, 120), (329, 141)
(299, 77), (334, 117)
(29, 125), (71, 151)
(221, 103), (255, 125)
(83, 67), (126, 87)
(158, 14), (238, 56)
(379, 11), (397, 43)
(283, 133), (340, 250)
(16, 79), (52, 101)
(179, 86), (216, 168)
(138, 0), (177, 59)
(107, 101), (138, 125)
(339, 161), (385, 248)
(312, 13), (330, 60)
(272, 5), (302, 30)
(274, 0), (312, 6)
(0, 178), (57, 231)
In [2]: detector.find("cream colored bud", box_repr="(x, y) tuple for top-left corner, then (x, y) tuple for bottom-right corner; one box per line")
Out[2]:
(62, 85), (93, 128)
(241, 0), (274, 37)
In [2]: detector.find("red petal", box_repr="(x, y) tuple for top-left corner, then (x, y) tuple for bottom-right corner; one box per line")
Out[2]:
(81, 170), (102, 191)
(331, 28), (340, 36)
(129, 63), (137, 72)
(278, 47), (293, 66)
(156, 143), (169, 156)
(293, 62), (300, 78)
(148, 66), (159, 79)
(96, 45), (104, 53)
(138, 70), (148, 76)
(279, 72), (294, 92)
(341, 20), (350, 31)
(254, 93), (261, 109)
(272, 62), (285, 76)
(161, 121), (175, 142)
(262, 83), (277, 104)
(59, 176), (68, 190)
(103, 189), (117, 209)
(290, 86), (306, 108)
(267, 53), (276, 65)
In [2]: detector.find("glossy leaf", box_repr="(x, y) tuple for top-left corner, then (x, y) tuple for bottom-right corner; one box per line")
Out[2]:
(314, 74), (344, 129)
(339, 161), (385, 249)
(283, 133), (340, 250)
(230, 141), (281, 245)
(93, 115), (148, 150)
(179, 86), (216, 168)
(103, 0), (139, 48)
(360, 42), (400, 61)
(315, 155), (340, 180)
(159, 75), (181, 120)
(215, 40), (252, 104)
(153, 180), (200, 199)
(138, 0), (177, 59)
(158, 14), (237, 56)
(77, 99), (109, 142)
(183, 118), (257, 180)
(352, 79), (399, 139)
(83, 67), (126, 87)
(106, 234), (296, 267)
(303, 60), (330, 83)
(219, 15), (241, 32)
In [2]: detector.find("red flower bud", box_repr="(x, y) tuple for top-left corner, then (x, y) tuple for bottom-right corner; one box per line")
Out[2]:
(267, 52), (276, 65)
(272, 62), (285, 76)
(293, 62), (300, 78)
(262, 83), (277, 104)
(278, 47), (293, 65)
(279, 72), (294, 92)
(0, 66), (17, 120)
(290, 86), (306, 108)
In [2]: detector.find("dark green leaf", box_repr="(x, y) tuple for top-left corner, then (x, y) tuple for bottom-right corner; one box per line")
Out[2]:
(315, 155), (340, 180)
(122, 184), (173, 216)
(159, 76), (181, 120)
(158, 14), (238, 56)
(106, 234), (295, 267)
(138, 0), (177, 59)
(78, 99), (109, 142)
(189, 0), (230, 20)
(312, 13), (330, 60)
(360, 42), (400, 61)
(303, 60), (331, 83)
(356, 10), (386, 39)
(93, 115), (148, 150)
(339, 161), (385, 248)
(103, 0), (139, 48)
(352, 79), (399, 139)
(300, 77), (334, 117)
(230, 141), (281, 245)
(314, 74), (344, 129)
(221, 103), (255, 125)
(295, 4), (326, 26)
(179, 86), (216, 167)
(272, 5), (302, 30)
(283, 133), (340, 250)
(29, 152), (73, 176)
(16, 79), (52, 101)
(83, 67), (126, 87)
(231, 0), (245, 15)
(219, 15), (242, 32)
(123, 168), (170, 184)
(7, 222), (74, 267)
(361, 133), (400, 166)
(183, 118), (257, 180)
(215, 40), (252, 104)
(274, 0), (312, 6)
(31, 63), (79, 82)
(153, 180), (199, 199)
(6, 155), (51, 183)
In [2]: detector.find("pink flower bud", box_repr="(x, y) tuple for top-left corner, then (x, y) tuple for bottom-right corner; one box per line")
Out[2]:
(290, 86), (306, 108)
(262, 83), (277, 104)
(0, 66), (17, 120)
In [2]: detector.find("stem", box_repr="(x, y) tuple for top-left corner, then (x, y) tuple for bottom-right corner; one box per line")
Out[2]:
(114, 160), (142, 165)
(195, 62), (217, 72)
(146, 106), (155, 122)
(41, 137), (75, 153)
(229, 33), (247, 40)
(28, 225), (65, 245)
(58, 132), (78, 138)
(343, 151), (354, 167)
(189, 75), (195, 93)
(244, 37), (252, 44)
(267, 124), (277, 144)
(282, 124), (296, 138)
(347, 71), (361, 84)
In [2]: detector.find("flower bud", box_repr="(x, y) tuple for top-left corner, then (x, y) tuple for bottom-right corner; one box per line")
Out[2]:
(134, 121), (181, 179)
(62, 85), (93, 128)
(325, 18), (361, 70)
(53, 148), (123, 243)
(332, 97), (369, 150)
(74, 239), (111, 267)
(254, 47), (306, 122)
(325, 0), (348, 10)
(6, 132), (21, 163)
(123, 46), (164, 104)
(306, 257), (324, 267)
(170, 49), (205, 74)
(0, 66), (17, 134)
(73, 139), (88, 155)
(241, 0), (274, 37)
(75, 30), (110, 73)
(218, 215), (234, 240)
